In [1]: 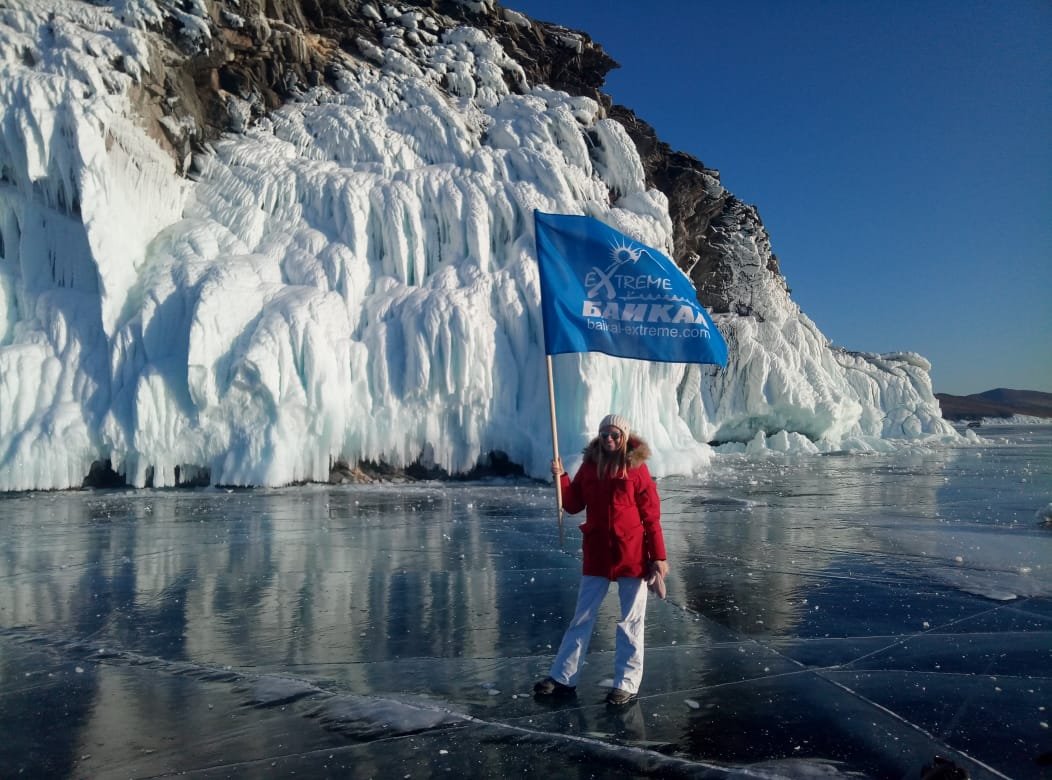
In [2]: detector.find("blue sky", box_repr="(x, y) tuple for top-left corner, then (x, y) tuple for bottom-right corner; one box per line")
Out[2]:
(509, 0), (1051, 395)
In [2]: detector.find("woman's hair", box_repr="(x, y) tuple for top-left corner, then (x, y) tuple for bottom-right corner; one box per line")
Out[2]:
(595, 434), (630, 479)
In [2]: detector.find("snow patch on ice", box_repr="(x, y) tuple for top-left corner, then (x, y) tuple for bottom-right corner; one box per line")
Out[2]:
(869, 526), (1052, 601)
(980, 415), (1052, 426)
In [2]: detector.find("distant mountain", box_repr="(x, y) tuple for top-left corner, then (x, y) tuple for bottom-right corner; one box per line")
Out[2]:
(935, 389), (1052, 420)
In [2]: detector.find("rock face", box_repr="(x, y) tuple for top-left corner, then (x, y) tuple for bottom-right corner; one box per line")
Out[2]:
(145, 0), (777, 315)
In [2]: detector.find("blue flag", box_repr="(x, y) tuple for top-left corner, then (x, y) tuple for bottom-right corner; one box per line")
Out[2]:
(534, 211), (728, 366)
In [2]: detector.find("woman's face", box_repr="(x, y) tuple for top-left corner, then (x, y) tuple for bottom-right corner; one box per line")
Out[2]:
(599, 426), (623, 453)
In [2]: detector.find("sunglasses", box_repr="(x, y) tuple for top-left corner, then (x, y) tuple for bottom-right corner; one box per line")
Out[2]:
(599, 431), (622, 440)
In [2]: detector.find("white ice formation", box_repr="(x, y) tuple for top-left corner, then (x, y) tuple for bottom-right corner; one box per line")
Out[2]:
(0, 1), (959, 490)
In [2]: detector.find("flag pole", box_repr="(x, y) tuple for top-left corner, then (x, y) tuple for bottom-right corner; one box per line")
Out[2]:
(545, 354), (564, 546)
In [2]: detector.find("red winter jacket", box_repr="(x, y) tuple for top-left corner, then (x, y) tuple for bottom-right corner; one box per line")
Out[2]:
(559, 436), (666, 579)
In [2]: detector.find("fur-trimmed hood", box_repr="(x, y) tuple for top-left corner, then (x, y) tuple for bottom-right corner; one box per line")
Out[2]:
(582, 436), (651, 468)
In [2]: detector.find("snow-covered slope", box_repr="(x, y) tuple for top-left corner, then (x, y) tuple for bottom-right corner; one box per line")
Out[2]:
(0, 0), (957, 490)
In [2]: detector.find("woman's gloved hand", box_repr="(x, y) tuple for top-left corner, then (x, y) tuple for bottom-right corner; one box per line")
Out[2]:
(646, 560), (669, 599)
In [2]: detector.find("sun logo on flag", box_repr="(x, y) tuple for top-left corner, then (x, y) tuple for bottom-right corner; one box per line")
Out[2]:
(610, 239), (645, 265)
(586, 240), (648, 299)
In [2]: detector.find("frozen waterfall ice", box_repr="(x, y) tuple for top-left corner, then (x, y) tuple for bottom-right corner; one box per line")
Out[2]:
(0, 1), (958, 491)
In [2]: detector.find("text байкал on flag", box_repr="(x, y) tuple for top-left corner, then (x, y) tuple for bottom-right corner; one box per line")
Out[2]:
(534, 211), (728, 366)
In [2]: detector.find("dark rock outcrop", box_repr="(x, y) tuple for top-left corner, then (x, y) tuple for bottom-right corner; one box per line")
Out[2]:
(605, 105), (744, 313)
(83, 460), (128, 489)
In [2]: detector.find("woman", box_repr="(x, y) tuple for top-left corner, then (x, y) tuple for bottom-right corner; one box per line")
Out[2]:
(534, 414), (669, 705)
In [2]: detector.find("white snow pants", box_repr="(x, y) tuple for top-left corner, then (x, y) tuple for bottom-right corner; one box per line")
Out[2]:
(548, 575), (648, 694)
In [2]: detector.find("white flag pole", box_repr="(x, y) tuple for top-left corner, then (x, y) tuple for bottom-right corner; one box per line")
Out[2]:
(545, 355), (564, 546)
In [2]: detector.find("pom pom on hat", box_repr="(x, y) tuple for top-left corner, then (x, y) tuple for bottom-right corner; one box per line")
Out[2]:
(599, 414), (631, 437)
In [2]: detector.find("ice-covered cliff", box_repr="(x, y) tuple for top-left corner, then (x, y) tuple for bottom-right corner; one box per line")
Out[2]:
(0, 0), (957, 490)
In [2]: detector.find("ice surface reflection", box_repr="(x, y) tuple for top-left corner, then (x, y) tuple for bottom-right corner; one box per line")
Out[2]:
(1, 428), (1049, 778)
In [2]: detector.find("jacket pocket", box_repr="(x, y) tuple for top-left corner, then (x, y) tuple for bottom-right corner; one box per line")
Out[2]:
(613, 519), (643, 543)
(612, 519), (643, 569)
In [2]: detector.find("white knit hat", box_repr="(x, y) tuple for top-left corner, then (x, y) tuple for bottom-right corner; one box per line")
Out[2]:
(598, 414), (631, 437)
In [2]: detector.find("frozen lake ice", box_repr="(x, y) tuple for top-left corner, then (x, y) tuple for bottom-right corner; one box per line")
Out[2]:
(1, 426), (1049, 778)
